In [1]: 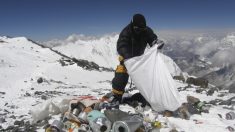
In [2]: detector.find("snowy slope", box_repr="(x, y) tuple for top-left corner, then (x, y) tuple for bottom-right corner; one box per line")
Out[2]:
(0, 36), (234, 132)
(0, 36), (113, 129)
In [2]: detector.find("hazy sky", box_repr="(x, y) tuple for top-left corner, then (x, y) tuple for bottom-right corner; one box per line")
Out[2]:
(0, 0), (235, 41)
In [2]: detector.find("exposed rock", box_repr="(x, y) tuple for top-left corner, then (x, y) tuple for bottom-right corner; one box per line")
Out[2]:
(208, 99), (223, 105)
(0, 40), (5, 43)
(14, 120), (24, 126)
(34, 91), (44, 95)
(219, 96), (235, 106)
(41, 95), (47, 100)
(0, 117), (6, 123)
(72, 57), (100, 70)
(196, 88), (205, 93)
(187, 96), (200, 104)
(173, 75), (185, 82)
(59, 59), (67, 66)
(9, 115), (16, 119)
(186, 77), (209, 88)
(4, 120), (37, 132)
(206, 87), (218, 96)
(0, 91), (6, 95)
(170, 128), (178, 132)
(229, 83), (235, 93)
(37, 77), (43, 84)
(217, 93), (225, 97)
(25, 92), (31, 97)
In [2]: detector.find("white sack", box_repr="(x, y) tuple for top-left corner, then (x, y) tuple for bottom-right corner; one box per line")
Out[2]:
(30, 96), (70, 123)
(124, 45), (181, 111)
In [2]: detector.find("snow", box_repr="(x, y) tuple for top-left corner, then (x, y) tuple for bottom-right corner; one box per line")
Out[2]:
(221, 33), (235, 47)
(0, 36), (234, 132)
(51, 34), (119, 69)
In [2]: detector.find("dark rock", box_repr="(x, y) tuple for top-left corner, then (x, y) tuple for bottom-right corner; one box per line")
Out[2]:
(208, 99), (223, 105)
(4, 120), (37, 132)
(0, 40), (5, 43)
(0, 117), (6, 123)
(19, 115), (26, 118)
(173, 75), (185, 82)
(0, 92), (6, 95)
(9, 115), (16, 119)
(10, 105), (18, 109)
(35, 119), (48, 127)
(25, 92), (31, 97)
(196, 88), (205, 93)
(31, 88), (34, 90)
(206, 87), (218, 96)
(187, 96), (200, 104)
(59, 60), (67, 66)
(176, 106), (190, 119)
(170, 128), (178, 132)
(34, 91), (44, 95)
(217, 93), (225, 97)
(14, 120), (24, 126)
(229, 84), (235, 93)
(219, 97), (235, 106)
(5, 125), (17, 131)
(223, 106), (234, 110)
(218, 114), (222, 118)
(186, 77), (209, 88)
(4, 109), (10, 113)
(37, 77), (43, 84)
(41, 95), (47, 100)
(72, 57), (100, 70)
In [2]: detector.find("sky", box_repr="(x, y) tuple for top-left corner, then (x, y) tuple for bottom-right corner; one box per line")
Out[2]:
(0, 0), (235, 41)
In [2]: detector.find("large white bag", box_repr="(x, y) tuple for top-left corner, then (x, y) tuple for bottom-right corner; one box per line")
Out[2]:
(124, 45), (181, 111)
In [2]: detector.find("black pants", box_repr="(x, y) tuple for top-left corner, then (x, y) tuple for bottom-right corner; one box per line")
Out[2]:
(111, 58), (129, 96)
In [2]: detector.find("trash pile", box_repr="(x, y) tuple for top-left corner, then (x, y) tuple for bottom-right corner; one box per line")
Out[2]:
(41, 93), (225, 132)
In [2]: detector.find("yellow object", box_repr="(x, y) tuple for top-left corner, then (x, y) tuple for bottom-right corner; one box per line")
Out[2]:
(112, 88), (124, 95)
(118, 56), (124, 62)
(45, 127), (52, 132)
(152, 121), (162, 128)
(115, 65), (127, 73)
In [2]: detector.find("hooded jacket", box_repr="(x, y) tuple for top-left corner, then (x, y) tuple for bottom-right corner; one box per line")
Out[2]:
(117, 23), (158, 59)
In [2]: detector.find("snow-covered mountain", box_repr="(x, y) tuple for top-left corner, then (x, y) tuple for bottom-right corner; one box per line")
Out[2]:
(50, 34), (119, 69)
(159, 31), (235, 92)
(44, 34), (182, 76)
(1, 36), (234, 132)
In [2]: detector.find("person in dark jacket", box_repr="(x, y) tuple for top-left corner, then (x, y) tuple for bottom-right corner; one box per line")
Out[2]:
(107, 14), (164, 103)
